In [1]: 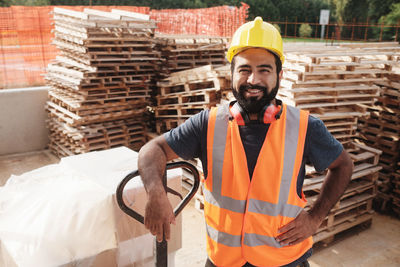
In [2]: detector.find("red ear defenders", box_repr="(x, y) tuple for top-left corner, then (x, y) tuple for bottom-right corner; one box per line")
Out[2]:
(229, 101), (282, 125)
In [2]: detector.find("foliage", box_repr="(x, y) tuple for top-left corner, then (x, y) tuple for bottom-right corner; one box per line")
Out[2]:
(2, 0), (50, 5)
(382, 2), (400, 25)
(366, 0), (398, 22)
(0, 0), (397, 40)
(299, 23), (313, 37)
(375, 3), (400, 41)
(330, 0), (348, 24)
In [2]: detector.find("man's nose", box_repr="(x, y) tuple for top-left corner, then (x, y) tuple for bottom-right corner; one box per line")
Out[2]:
(247, 72), (261, 85)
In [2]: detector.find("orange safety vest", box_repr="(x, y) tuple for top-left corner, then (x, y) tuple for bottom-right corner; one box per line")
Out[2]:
(204, 103), (312, 267)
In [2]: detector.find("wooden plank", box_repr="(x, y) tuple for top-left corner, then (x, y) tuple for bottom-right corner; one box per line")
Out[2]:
(83, 8), (122, 20)
(313, 213), (373, 244)
(54, 7), (89, 20)
(111, 9), (150, 21)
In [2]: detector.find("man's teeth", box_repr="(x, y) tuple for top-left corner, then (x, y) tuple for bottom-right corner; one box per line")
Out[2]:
(247, 89), (261, 93)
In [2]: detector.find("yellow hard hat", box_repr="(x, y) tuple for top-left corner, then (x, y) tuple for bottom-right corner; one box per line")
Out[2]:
(226, 16), (284, 64)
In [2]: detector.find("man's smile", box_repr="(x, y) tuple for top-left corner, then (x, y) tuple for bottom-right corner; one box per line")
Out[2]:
(244, 88), (264, 99)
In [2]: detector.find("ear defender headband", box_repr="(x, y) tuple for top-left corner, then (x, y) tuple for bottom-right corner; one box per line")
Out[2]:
(229, 101), (282, 126)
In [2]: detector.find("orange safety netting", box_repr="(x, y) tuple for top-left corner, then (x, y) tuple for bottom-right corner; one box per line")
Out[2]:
(151, 3), (249, 37)
(1, 4), (248, 89)
(0, 5), (150, 89)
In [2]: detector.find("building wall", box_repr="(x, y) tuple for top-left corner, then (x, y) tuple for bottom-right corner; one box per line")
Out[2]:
(0, 87), (49, 155)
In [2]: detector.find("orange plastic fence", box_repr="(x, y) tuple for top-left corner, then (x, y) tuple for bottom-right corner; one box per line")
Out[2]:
(0, 4), (249, 89)
(151, 3), (249, 37)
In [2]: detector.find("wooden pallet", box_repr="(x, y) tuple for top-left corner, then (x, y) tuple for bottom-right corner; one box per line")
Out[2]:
(46, 100), (146, 126)
(156, 119), (186, 134)
(154, 64), (230, 133)
(158, 77), (225, 96)
(48, 118), (146, 157)
(157, 89), (220, 107)
(303, 142), (381, 217)
(154, 33), (228, 75)
(46, 8), (158, 155)
(302, 141), (381, 244)
(280, 43), (399, 148)
(154, 104), (212, 118)
(312, 213), (373, 244)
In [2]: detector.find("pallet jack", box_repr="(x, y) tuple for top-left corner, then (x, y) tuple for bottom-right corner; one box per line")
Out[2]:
(116, 161), (200, 267)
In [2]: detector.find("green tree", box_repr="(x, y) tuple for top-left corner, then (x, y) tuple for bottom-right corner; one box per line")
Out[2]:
(367, 0), (398, 22)
(299, 23), (313, 37)
(378, 2), (400, 40)
(3, 0), (50, 5)
(246, 0), (280, 21)
(381, 2), (400, 25)
(330, 0), (348, 24)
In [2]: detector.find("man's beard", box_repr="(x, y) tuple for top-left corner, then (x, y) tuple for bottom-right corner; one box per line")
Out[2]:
(232, 80), (279, 114)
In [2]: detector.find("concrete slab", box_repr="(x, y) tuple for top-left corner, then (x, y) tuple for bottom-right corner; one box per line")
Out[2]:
(0, 150), (59, 186)
(0, 86), (50, 156)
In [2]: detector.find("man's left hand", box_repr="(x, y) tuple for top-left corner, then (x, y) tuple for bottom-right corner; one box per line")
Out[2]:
(275, 210), (321, 246)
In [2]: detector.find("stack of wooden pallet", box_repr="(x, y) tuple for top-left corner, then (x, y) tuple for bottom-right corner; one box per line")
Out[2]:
(278, 42), (400, 242)
(280, 42), (400, 145)
(357, 78), (400, 215)
(154, 34), (229, 77)
(46, 8), (158, 156)
(155, 64), (230, 134)
(304, 142), (382, 244)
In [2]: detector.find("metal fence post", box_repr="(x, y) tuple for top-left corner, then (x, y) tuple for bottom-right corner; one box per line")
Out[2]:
(364, 17), (369, 41)
(351, 18), (355, 41)
(285, 16), (288, 37)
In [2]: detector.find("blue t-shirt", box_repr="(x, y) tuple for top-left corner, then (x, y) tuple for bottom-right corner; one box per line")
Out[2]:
(164, 109), (343, 197)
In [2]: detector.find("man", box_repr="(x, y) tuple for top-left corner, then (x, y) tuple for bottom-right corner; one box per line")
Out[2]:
(138, 17), (353, 267)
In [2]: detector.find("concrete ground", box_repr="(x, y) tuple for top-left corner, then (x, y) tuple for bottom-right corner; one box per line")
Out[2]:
(0, 150), (59, 186)
(1, 150), (400, 267)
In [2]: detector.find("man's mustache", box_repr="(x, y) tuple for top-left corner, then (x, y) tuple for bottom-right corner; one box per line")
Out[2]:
(239, 84), (269, 93)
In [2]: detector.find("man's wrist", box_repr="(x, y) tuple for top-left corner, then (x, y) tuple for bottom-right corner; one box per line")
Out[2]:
(308, 206), (327, 224)
(147, 183), (167, 198)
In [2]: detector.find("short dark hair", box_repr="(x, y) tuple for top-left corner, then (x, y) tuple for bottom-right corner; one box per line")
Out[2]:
(230, 50), (282, 77)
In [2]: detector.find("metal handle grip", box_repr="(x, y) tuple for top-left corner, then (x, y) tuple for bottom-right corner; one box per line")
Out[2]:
(116, 161), (200, 224)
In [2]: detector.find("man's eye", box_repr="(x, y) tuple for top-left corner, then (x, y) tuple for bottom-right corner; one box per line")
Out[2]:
(260, 69), (271, 73)
(239, 69), (250, 73)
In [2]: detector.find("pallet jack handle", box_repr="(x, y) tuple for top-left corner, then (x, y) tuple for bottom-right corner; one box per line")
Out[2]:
(116, 161), (200, 267)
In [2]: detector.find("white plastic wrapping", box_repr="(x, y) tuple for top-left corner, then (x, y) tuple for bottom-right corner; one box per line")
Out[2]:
(0, 147), (182, 267)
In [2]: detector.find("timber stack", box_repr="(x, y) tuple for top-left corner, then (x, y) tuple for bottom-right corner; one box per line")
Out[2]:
(280, 42), (400, 145)
(155, 64), (230, 194)
(304, 141), (382, 244)
(155, 64), (230, 135)
(279, 42), (400, 243)
(154, 34), (229, 78)
(45, 8), (159, 156)
(357, 77), (400, 216)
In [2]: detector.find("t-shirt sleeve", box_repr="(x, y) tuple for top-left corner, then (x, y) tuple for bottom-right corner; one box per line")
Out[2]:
(163, 110), (209, 160)
(305, 116), (343, 172)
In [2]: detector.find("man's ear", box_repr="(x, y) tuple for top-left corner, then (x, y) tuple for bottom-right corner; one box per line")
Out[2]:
(279, 69), (283, 80)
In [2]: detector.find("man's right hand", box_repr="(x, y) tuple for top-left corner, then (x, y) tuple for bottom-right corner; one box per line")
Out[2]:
(144, 189), (176, 242)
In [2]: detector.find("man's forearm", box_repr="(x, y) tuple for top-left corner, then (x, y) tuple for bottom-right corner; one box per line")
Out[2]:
(137, 137), (179, 241)
(138, 141), (168, 195)
(309, 152), (353, 223)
